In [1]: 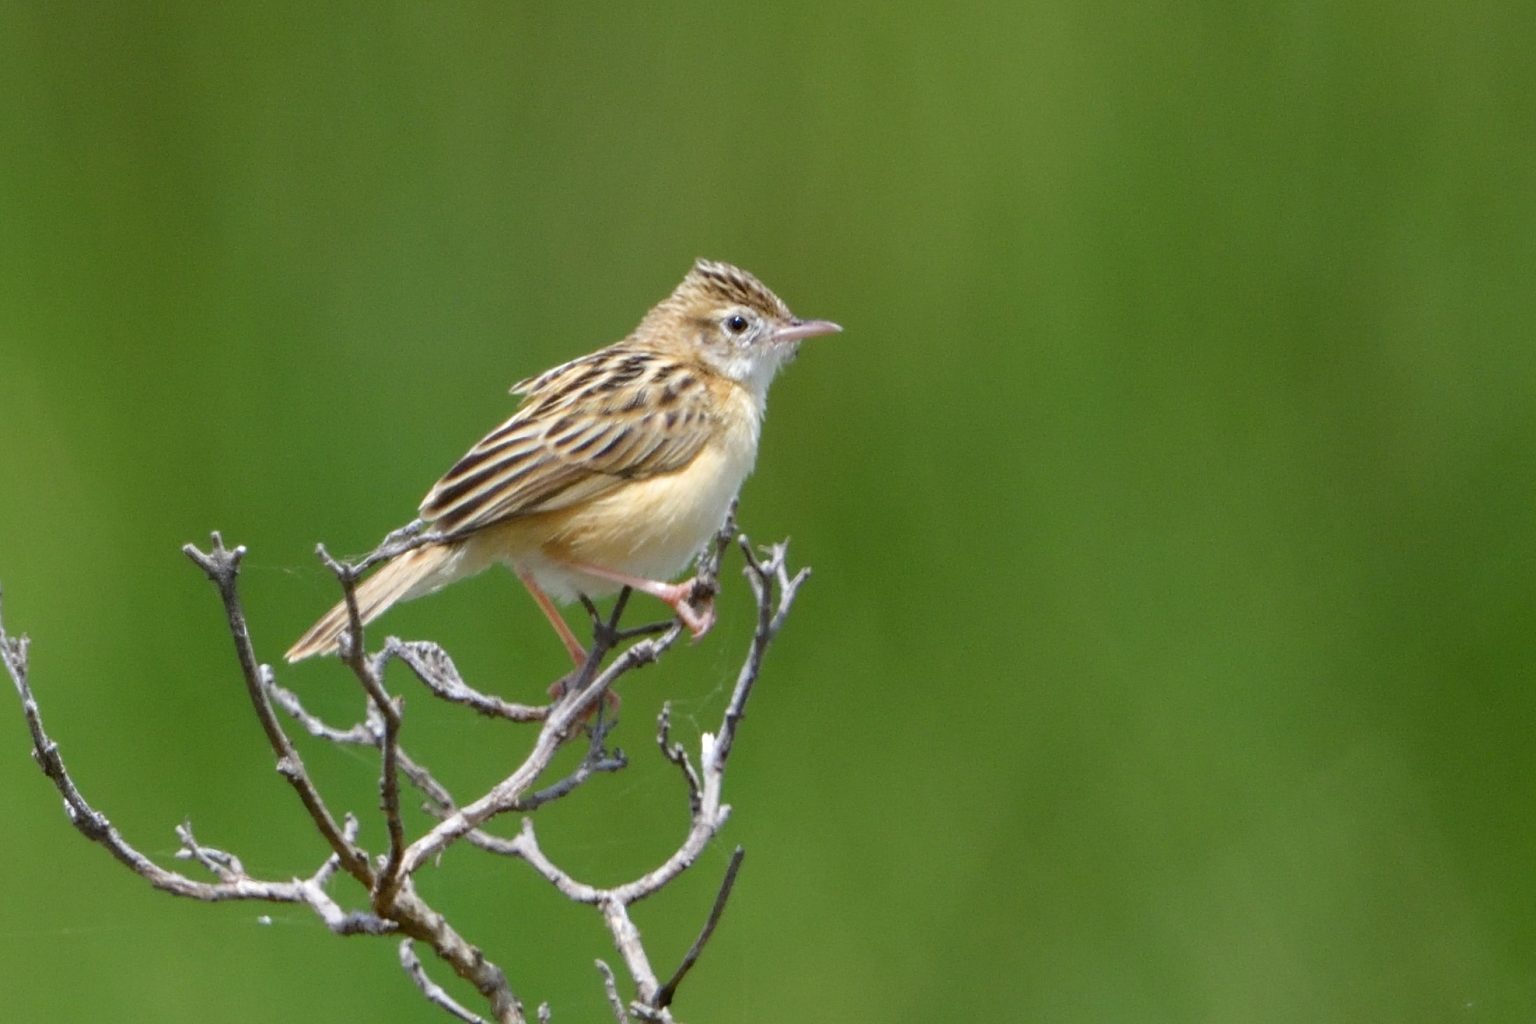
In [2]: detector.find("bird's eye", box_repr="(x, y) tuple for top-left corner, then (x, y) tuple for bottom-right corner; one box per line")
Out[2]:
(725, 314), (751, 335)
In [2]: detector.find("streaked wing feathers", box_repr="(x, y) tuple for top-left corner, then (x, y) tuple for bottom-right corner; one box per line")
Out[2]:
(420, 347), (717, 533)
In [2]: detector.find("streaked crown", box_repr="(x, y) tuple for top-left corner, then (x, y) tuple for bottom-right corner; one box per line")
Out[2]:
(640, 259), (793, 333)
(680, 259), (793, 320)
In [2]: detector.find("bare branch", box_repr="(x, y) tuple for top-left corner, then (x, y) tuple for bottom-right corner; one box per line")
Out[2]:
(313, 814), (360, 890)
(401, 941), (488, 1024)
(3, 600), (293, 903)
(309, 545), (420, 915)
(715, 539), (810, 772)
(400, 622), (683, 874)
(267, 677), (377, 744)
(654, 846), (746, 1010)
(502, 516), (808, 1013)
(400, 734), (626, 861)
(194, 536), (530, 1022)
(373, 879), (526, 1023)
(269, 677), (623, 862)
(656, 703), (702, 816)
(183, 535), (374, 887)
(174, 821), (246, 881)
(596, 960), (632, 1024)
(1, 615), (397, 939)
(511, 717), (629, 812)
(7, 503), (806, 1022)
(341, 518), (472, 575)
(382, 639), (546, 722)
(601, 898), (667, 1014)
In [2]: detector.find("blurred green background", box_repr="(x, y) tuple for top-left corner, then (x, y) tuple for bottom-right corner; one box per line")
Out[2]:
(3, 2), (1534, 1021)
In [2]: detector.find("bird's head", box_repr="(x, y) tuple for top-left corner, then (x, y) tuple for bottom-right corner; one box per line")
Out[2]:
(642, 259), (841, 400)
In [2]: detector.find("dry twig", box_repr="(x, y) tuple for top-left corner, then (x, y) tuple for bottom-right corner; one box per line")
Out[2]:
(1, 506), (806, 1022)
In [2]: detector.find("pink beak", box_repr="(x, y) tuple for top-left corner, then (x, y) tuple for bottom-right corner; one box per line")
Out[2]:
(774, 318), (843, 343)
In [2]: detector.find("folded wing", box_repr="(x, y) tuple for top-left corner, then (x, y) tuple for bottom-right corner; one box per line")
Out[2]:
(420, 346), (718, 533)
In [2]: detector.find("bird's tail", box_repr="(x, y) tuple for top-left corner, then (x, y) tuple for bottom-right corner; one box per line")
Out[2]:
(284, 544), (461, 662)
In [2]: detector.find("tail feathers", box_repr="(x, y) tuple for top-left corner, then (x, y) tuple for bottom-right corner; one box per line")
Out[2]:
(284, 545), (457, 662)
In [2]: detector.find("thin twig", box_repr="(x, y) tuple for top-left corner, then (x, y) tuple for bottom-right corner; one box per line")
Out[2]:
(313, 544), (411, 911)
(713, 539), (810, 774)
(401, 940), (488, 1024)
(656, 703), (702, 816)
(654, 846), (746, 1009)
(267, 678), (377, 743)
(183, 535), (374, 887)
(174, 821), (245, 881)
(596, 960), (632, 1024)
(343, 519), (476, 575)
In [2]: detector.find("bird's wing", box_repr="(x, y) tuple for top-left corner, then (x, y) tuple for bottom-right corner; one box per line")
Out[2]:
(419, 347), (720, 533)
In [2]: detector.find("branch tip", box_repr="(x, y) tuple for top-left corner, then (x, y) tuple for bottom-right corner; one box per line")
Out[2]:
(597, 960), (631, 1024)
(653, 845), (746, 1010)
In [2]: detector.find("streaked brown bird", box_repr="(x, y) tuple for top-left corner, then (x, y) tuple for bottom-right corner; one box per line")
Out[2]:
(285, 259), (840, 664)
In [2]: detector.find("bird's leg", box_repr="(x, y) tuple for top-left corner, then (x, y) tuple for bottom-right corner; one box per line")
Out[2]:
(558, 559), (716, 640)
(515, 567), (588, 667)
(518, 573), (624, 723)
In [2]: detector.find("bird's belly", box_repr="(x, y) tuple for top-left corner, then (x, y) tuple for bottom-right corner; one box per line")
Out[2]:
(511, 432), (757, 601)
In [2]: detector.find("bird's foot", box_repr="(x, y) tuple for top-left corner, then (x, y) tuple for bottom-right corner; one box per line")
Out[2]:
(662, 577), (716, 640)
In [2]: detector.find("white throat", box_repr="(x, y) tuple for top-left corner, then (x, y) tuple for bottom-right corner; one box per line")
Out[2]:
(717, 344), (794, 408)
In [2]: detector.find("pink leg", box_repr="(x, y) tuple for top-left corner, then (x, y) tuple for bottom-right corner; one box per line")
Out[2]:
(516, 567), (588, 667)
(561, 560), (716, 639)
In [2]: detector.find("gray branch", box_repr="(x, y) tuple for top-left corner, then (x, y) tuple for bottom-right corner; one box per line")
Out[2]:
(655, 846), (746, 1010)
(597, 960), (632, 1024)
(506, 535), (807, 1017)
(0, 596), (390, 935)
(2, 505), (806, 1022)
(401, 941), (488, 1024)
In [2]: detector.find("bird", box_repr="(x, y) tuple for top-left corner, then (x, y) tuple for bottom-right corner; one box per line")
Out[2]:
(284, 258), (841, 665)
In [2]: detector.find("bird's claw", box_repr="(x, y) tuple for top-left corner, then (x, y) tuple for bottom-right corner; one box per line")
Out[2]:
(669, 579), (716, 641)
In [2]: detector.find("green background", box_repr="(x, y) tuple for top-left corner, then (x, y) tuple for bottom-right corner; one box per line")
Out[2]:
(3, 3), (1533, 1021)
